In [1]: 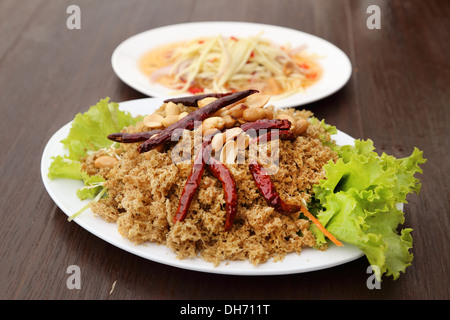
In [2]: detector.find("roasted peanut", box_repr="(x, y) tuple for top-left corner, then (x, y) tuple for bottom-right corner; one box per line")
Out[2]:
(203, 116), (225, 130)
(263, 108), (273, 120)
(178, 111), (189, 120)
(228, 104), (248, 119)
(165, 102), (180, 116)
(242, 108), (266, 122)
(203, 127), (220, 136)
(244, 93), (271, 108)
(295, 118), (309, 135)
(143, 113), (164, 128)
(162, 115), (179, 127)
(212, 109), (224, 117)
(211, 132), (225, 152)
(94, 155), (118, 168)
(220, 140), (238, 164)
(201, 122), (215, 135)
(222, 115), (236, 128)
(201, 120), (221, 135)
(198, 97), (217, 108)
(236, 132), (250, 150)
(218, 109), (229, 117)
(224, 127), (243, 142)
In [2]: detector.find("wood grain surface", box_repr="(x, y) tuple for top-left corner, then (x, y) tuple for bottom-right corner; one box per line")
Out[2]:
(0, 0), (448, 300)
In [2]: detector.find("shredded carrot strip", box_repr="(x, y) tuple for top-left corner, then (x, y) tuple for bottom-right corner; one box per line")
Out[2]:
(300, 206), (344, 247)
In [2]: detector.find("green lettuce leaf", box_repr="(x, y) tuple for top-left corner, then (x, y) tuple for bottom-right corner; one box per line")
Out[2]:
(47, 98), (140, 200)
(312, 139), (426, 280)
(76, 172), (105, 200)
(48, 155), (83, 180)
(48, 155), (105, 200)
(61, 97), (140, 160)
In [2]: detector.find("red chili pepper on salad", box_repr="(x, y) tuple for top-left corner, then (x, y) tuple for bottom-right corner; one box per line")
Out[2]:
(306, 72), (317, 79)
(240, 119), (292, 133)
(173, 140), (209, 223)
(249, 161), (343, 247)
(247, 128), (344, 247)
(107, 129), (162, 143)
(207, 156), (237, 231)
(248, 161), (301, 214)
(188, 86), (204, 94)
(173, 136), (237, 231)
(298, 62), (310, 69)
(249, 129), (296, 145)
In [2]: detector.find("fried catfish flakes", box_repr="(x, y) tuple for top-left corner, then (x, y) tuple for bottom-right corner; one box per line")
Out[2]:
(86, 104), (337, 265)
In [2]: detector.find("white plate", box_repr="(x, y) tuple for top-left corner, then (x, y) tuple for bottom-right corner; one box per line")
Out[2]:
(111, 21), (352, 109)
(41, 97), (363, 276)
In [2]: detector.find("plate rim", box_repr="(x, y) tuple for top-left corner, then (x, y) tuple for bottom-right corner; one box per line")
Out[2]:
(41, 97), (364, 276)
(111, 21), (352, 109)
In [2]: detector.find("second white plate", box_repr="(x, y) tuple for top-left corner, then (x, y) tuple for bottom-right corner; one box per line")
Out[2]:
(111, 21), (352, 109)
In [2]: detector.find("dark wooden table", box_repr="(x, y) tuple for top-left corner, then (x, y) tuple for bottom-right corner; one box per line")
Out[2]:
(1, 0), (448, 301)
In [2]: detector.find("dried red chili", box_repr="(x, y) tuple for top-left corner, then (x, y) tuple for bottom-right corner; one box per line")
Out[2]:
(207, 156), (237, 231)
(163, 92), (232, 107)
(173, 142), (208, 223)
(247, 126), (301, 214)
(249, 129), (296, 145)
(247, 132), (343, 247)
(248, 161), (301, 214)
(173, 136), (238, 231)
(107, 129), (162, 143)
(174, 119), (296, 229)
(240, 119), (292, 133)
